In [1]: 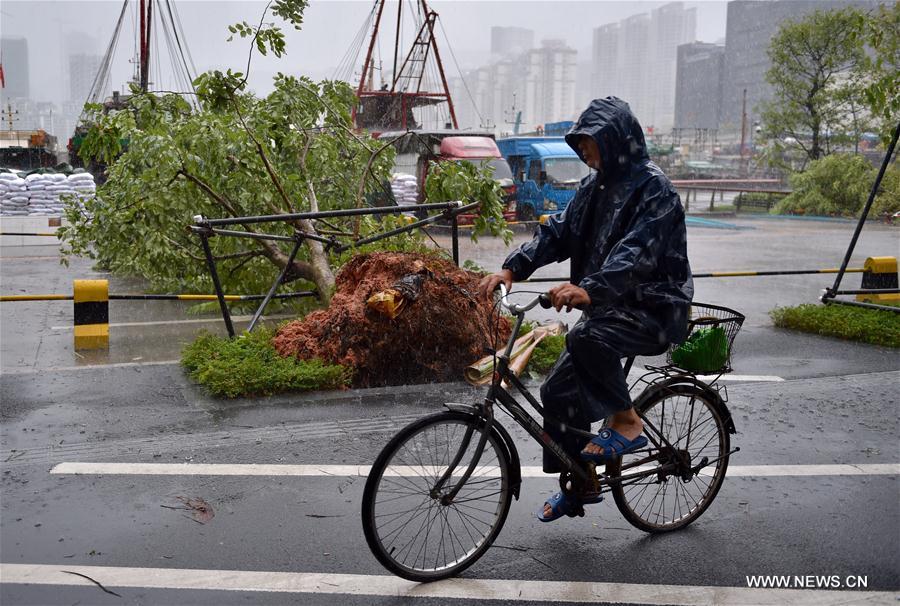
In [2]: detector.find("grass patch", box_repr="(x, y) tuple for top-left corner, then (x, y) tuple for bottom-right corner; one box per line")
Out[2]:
(770, 303), (900, 348)
(182, 328), (351, 398)
(528, 334), (566, 375)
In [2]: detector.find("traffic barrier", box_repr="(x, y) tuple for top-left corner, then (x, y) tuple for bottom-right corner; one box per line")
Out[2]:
(0, 232), (59, 237)
(823, 122), (899, 313)
(0, 290), (318, 303)
(0, 281), (318, 350)
(523, 267), (868, 282)
(857, 257), (900, 303)
(73, 279), (109, 350)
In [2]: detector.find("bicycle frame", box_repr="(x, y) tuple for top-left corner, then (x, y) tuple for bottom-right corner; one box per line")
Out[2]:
(437, 287), (723, 504)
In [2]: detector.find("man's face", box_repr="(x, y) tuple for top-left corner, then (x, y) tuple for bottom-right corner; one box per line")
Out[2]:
(577, 136), (602, 172)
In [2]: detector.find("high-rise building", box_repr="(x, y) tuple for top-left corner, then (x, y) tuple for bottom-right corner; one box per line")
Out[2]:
(490, 27), (534, 60)
(719, 0), (879, 136)
(646, 2), (697, 130)
(523, 40), (578, 127)
(0, 37), (30, 100)
(68, 53), (103, 104)
(450, 37), (576, 133)
(590, 23), (622, 99)
(589, 3), (696, 133)
(618, 13), (651, 122)
(674, 42), (725, 130)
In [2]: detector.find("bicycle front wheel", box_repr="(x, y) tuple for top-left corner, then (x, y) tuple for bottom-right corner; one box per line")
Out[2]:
(611, 384), (730, 533)
(361, 411), (512, 582)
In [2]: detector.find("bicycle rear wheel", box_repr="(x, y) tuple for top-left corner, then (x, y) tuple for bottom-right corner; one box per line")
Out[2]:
(611, 384), (730, 533)
(361, 411), (512, 582)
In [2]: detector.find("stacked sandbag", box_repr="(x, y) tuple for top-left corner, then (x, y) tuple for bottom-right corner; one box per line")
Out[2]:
(5, 170), (97, 216)
(24, 173), (73, 216)
(67, 172), (97, 211)
(0, 172), (29, 216)
(390, 173), (419, 213)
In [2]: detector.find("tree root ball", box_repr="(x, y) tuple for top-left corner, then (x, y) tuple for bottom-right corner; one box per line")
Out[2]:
(272, 252), (511, 387)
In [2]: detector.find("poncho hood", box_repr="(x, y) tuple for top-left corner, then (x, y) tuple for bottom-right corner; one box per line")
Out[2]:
(564, 96), (650, 179)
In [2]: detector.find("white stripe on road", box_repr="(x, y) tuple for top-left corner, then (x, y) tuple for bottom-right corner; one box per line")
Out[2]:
(0, 564), (892, 605)
(2, 359), (782, 383)
(50, 314), (294, 331)
(50, 462), (900, 478)
(1, 360), (180, 376)
(697, 374), (784, 382)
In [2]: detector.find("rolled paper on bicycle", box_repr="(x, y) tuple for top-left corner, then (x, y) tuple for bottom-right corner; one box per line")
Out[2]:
(502, 335), (545, 386)
(464, 331), (536, 384)
(500, 322), (565, 385)
(464, 321), (566, 385)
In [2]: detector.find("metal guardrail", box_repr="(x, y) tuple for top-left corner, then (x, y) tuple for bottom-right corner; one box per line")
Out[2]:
(0, 291), (316, 303)
(524, 267), (868, 283)
(191, 200), (478, 337)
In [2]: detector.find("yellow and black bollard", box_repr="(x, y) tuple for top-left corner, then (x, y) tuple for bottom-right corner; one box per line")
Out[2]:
(73, 279), (109, 349)
(858, 257), (900, 303)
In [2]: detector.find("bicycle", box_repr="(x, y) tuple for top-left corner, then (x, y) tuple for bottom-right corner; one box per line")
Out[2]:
(361, 285), (743, 582)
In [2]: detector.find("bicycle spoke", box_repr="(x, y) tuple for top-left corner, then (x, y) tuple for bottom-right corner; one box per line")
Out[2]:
(386, 499), (436, 559)
(614, 388), (730, 530)
(364, 415), (510, 578)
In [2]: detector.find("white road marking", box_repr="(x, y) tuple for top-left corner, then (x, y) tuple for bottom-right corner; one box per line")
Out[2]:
(1, 358), (783, 384)
(0, 563), (892, 605)
(697, 374), (784, 382)
(1, 360), (180, 376)
(50, 314), (293, 331)
(50, 462), (900, 478)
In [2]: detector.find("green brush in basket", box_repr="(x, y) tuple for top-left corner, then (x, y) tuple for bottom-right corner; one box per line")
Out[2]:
(671, 326), (729, 372)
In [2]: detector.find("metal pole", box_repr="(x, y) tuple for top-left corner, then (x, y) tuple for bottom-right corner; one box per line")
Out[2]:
(392, 0), (401, 87)
(333, 201), (478, 253)
(451, 212), (459, 266)
(823, 298), (900, 314)
(740, 89), (747, 166)
(207, 227), (335, 247)
(353, 0), (386, 124)
(423, 2), (458, 128)
(108, 291), (316, 301)
(207, 229), (298, 243)
(247, 239), (303, 333)
(199, 233), (235, 337)
(825, 121), (900, 299)
(200, 201), (463, 227)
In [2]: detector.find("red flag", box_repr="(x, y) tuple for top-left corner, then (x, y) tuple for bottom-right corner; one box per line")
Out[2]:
(0, 63), (5, 88)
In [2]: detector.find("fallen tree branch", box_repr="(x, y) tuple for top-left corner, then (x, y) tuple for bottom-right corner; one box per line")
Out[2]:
(60, 570), (122, 598)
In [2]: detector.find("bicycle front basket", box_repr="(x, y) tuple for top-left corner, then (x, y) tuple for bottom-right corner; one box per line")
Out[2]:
(668, 303), (744, 374)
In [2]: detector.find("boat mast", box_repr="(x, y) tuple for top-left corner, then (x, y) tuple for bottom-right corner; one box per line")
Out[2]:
(139, 0), (153, 92)
(352, 0), (457, 132)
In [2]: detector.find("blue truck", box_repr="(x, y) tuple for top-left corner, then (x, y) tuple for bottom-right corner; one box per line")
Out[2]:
(495, 136), (590, 221)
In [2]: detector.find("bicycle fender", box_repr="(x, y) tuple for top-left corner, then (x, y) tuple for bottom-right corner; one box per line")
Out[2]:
(489, 420), (522, 500)
(634, 378), (736, 435)
(443, 403), (522, 500)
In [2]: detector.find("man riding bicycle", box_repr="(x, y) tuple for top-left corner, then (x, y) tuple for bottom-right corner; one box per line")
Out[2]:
(478, 97), (694, 522)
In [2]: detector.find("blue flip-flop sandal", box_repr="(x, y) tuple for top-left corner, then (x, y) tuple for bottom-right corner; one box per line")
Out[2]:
(579, 427), (648, 464)
(535, 491), (603, 523)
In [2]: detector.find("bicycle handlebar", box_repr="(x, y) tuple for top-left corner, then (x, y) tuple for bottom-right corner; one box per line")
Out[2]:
(498, 284), (552, 315)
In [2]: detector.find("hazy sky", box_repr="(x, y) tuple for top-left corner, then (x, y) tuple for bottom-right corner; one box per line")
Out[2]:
(1, 0), (729, 105)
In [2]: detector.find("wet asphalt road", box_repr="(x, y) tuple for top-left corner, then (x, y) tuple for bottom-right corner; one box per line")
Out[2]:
(1, 215), (899, 604)
(1, 365), (898, 604)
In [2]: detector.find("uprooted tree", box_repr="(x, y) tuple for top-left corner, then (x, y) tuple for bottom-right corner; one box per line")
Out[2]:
(61, 0), (507, 303)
